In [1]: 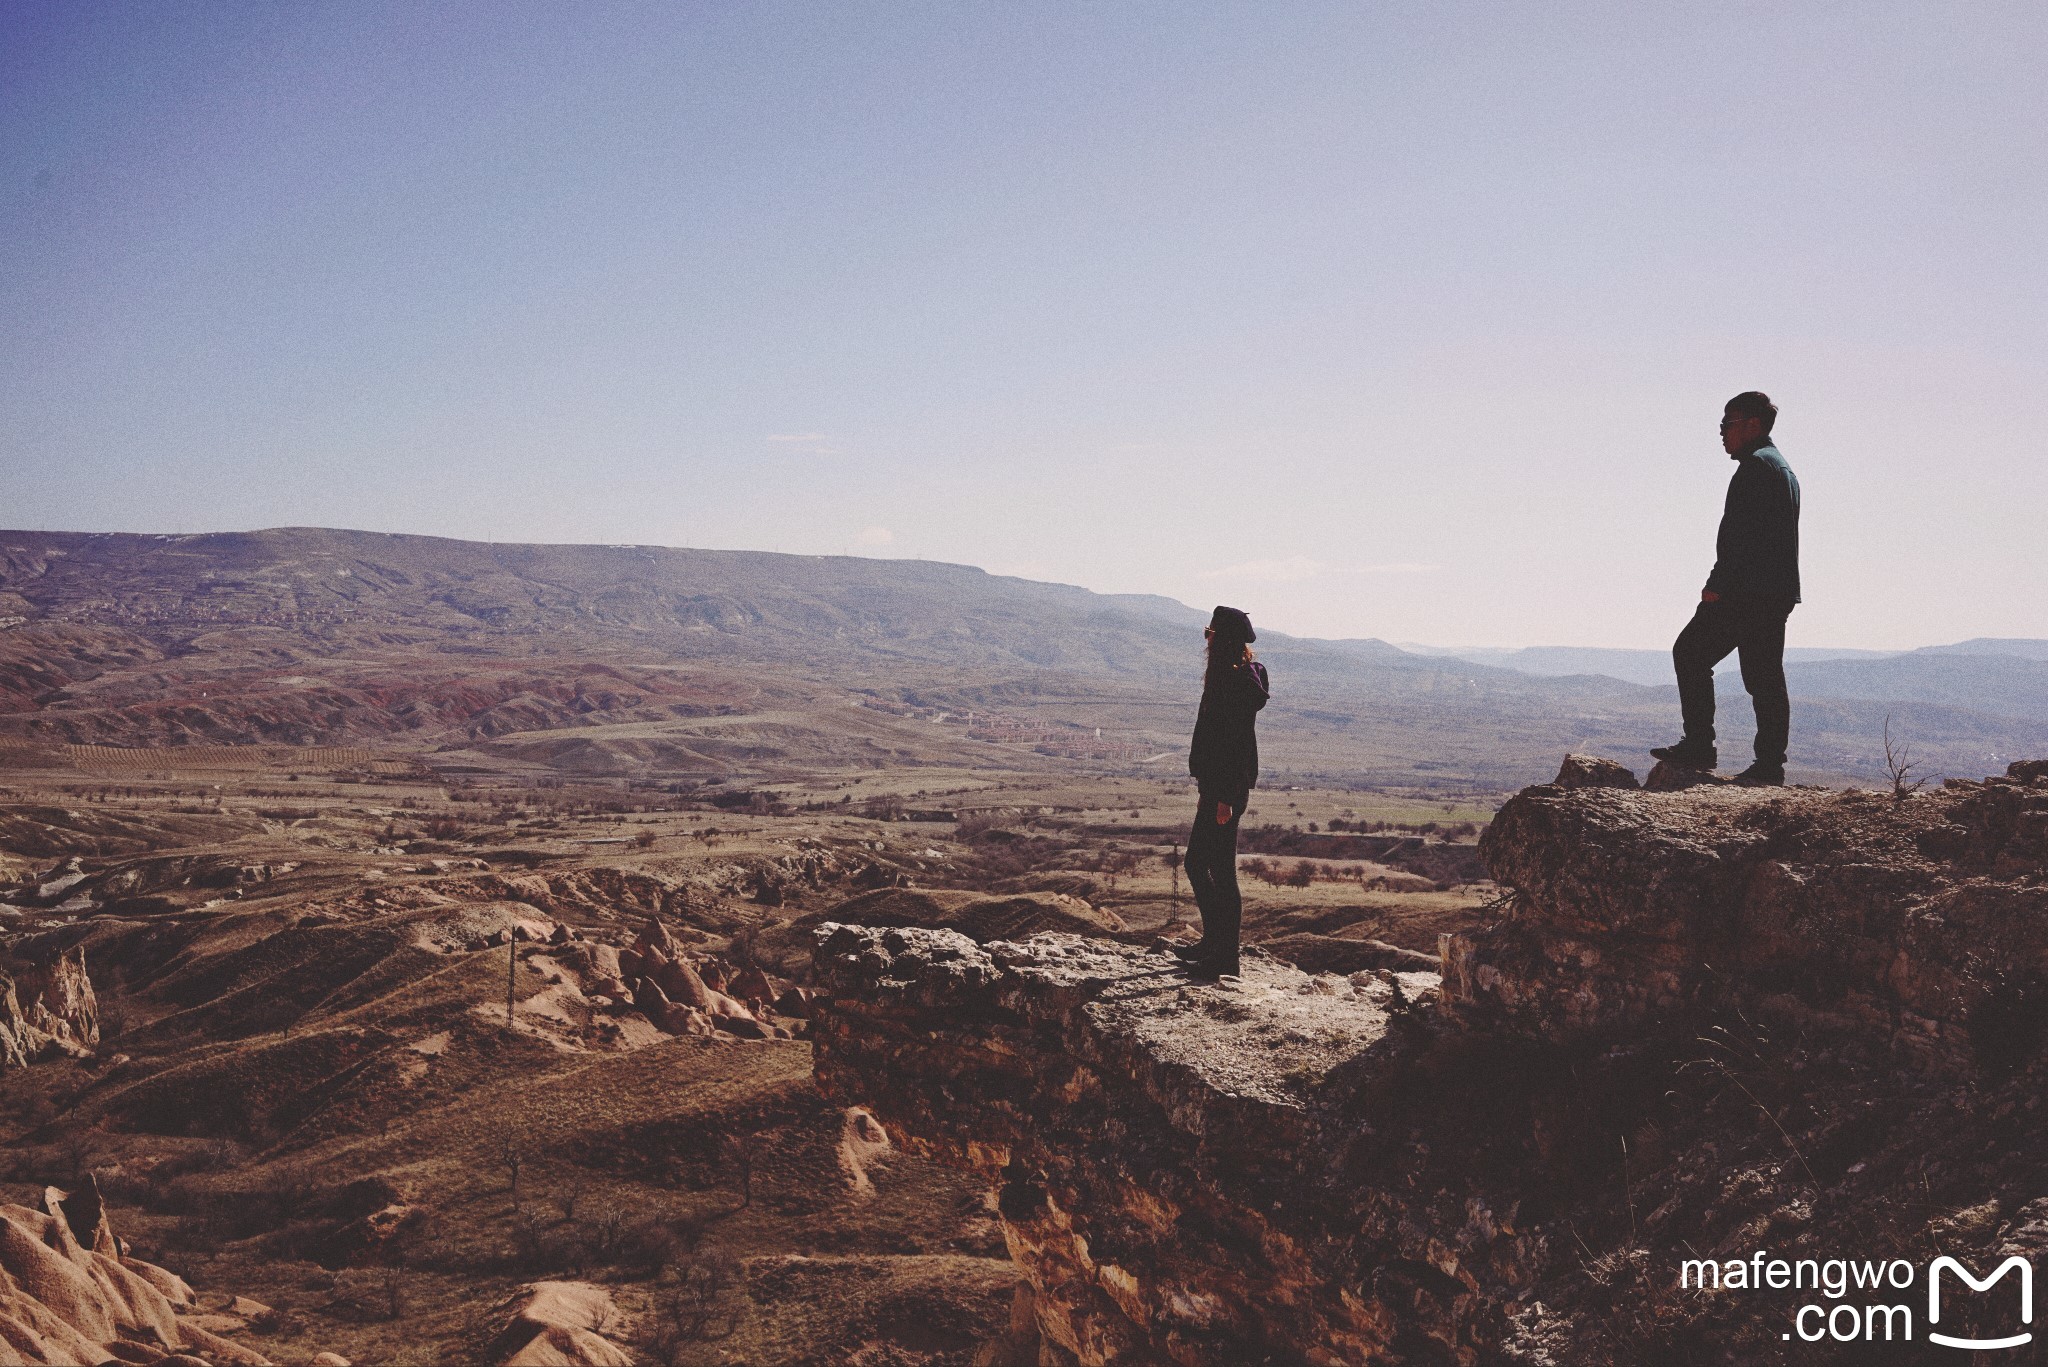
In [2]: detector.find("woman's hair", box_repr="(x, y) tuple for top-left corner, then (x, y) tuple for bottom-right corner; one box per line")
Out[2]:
(1205, 632), (1255, 689)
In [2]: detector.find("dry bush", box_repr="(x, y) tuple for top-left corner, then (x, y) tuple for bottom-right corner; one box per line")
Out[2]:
(640, 1247), (741, 1364)
(953, 810), (1008, 840)
(96, 997), (132, 1043)
(1883, 715), (1929, 801)
(507, 1203), (561, 1273)
(553, 1170), (590, 1222)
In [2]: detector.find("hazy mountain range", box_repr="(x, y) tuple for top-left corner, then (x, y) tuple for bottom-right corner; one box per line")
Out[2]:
(1403, 640), (2048, 689)
(2, 528), (2042, 790)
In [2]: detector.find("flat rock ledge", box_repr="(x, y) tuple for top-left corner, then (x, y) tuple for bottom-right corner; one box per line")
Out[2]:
(810, 924), (1491, 1366)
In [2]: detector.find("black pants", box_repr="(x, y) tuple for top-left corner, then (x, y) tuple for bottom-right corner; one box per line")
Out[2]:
(1184, 793), (1245, 955)
(1673, 599), (1793, 766)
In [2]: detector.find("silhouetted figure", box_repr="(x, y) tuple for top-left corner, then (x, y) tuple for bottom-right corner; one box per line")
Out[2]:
(1173, 606), (1269, 979)
(1651, 391), (1801, 786)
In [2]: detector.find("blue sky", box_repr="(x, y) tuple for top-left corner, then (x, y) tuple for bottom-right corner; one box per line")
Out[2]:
(4, 1), (2043, 648)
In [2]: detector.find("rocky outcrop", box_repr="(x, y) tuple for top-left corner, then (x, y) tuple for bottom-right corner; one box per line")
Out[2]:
(1549, 753), (1638, 791)
(0, 1185), (274, 1366)
(489, 1281), (632, 1366)
(798, 886), (1127, 943)
(811, 925), (1465, 1363)
(1448, 758), (2048, 1066)
(811, 760), (2048, 1364)
(612, 917), (788, 1040)
(1, 946), (98, 1070)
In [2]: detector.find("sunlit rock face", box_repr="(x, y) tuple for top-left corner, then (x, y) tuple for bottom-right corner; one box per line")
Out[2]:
(2, 946), (98, 1070)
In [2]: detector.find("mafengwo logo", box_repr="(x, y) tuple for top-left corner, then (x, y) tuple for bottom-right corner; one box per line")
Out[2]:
(1928, 1257), (2032, 1351)
(1680, 1251), (2033, 1348)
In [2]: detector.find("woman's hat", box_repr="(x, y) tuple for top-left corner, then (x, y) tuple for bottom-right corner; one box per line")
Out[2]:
(1207, 605), (1255, 642)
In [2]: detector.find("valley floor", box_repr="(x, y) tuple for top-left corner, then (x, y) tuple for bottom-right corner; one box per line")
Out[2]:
(0, 753), (1490, 1365)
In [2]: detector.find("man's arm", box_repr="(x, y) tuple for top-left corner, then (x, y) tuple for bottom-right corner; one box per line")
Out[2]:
(1704, 462), (1764, 600)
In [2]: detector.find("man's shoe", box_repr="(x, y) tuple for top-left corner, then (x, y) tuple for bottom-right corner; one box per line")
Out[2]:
(1649, 740), (1718, 770)
(1169, 940), (1211, 963)
(1732, 763), (1785, 787)
(1183, 952), (1239, 981)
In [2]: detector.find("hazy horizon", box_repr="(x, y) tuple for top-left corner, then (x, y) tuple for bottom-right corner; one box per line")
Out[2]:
(6, 2), (2044, 650)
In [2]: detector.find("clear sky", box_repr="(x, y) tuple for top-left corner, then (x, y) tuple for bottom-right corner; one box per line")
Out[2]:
(4, 2), (2043, 649)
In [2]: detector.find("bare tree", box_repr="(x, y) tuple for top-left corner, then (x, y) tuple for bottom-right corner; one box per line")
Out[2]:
(1883, 715), (1929, 802)
(584, 1204), (632, 1261)
(554, 1170), (590, 1222)
(640, 1248), (740, 1363)
(497, 1135), (524, 1204)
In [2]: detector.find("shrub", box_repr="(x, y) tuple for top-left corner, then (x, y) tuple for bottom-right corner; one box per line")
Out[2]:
(640, 1247), (741, 1363)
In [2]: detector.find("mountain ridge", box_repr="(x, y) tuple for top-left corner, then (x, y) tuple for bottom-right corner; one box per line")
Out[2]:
(4, 528), (2043, 788)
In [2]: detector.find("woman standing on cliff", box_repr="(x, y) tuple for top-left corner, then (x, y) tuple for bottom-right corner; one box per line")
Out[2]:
(1172, 606), (1269, 980)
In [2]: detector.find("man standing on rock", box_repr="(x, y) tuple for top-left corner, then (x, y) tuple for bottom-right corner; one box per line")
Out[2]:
(1651, 391), (1801, 786)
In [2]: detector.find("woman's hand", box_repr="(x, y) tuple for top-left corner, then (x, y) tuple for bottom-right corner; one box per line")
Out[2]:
(1215, 801), (1233, 825)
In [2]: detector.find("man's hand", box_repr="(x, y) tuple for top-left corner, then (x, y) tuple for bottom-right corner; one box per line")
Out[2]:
(1701, 589), (1721, 603)
(1215, 801), (1233, 825)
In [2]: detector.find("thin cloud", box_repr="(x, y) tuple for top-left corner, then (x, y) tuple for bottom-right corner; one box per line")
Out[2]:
(766, 432), (829, 442)
(856, 526), (894, 547)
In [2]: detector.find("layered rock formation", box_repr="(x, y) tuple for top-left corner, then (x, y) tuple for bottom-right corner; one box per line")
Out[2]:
(0, 1184), (272, 1366)
(1, 947), (97, 1070)
(601, 917), (794, 1041)
(811, 759), (2048, 1364)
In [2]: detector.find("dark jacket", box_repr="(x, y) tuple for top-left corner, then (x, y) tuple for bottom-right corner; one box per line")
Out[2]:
(1189, 658), (1270, 805)
(1705, 442), (1801, 607)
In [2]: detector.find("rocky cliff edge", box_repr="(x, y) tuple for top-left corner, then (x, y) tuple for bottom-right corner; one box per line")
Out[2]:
(811, 759), (2048, 1364)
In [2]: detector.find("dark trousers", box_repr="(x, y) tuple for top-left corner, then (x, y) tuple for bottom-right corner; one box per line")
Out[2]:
(1184, 794), (1245, 954)
(1673, 599), (1793, 765)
